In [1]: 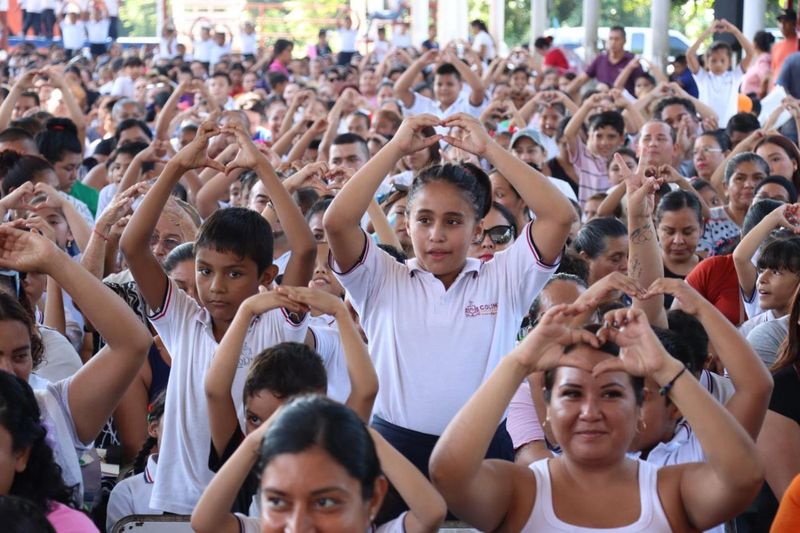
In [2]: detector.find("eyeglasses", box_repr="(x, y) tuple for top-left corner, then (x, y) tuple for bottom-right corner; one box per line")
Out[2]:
(696, 147), (723, 155)
(149, 234), (182, 253)
(480, 225), (515, 245)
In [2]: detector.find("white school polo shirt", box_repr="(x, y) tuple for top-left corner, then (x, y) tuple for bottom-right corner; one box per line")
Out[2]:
(309, 320), (352, 404)
(331, 222), (558, 435)
(401, 92), (487, 134)
(147, 280), (308, 514)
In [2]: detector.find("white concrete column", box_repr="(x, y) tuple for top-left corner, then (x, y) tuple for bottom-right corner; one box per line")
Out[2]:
(743, 0), (766, 44)
(582, 0), (599, 63)
(437, 0), (468, 47)
(156, 0), (166, 38)
(489, 0), (504, 52)
(530, 0), (547, 48)
(650, 0), (670, 70)
(411, 0), (429, 47)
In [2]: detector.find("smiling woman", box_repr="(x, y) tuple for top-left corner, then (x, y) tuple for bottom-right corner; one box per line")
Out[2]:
(429, 305), (764, 533)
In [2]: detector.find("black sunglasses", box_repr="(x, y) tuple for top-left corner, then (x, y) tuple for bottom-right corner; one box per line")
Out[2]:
(480, 225), (515, 245)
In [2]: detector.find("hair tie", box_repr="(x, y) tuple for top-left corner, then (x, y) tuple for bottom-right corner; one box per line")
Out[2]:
(51, 125), (65, 131)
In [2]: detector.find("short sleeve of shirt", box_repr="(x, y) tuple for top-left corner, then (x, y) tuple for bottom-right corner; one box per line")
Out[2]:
(235, 515), (260, 533)
(748, 317), (789, 367)
(507, 380), (545, 449)
(483, 221), (559, 317)
(147, 279), (202, 359)
(769, 366), (800, 423)
(330, 233), (405, 317)
(47, 377), (94, 448)
(403, 92), (435, 116)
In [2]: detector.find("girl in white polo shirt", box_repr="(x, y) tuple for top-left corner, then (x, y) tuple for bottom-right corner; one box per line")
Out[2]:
(323, 112), (575, 475)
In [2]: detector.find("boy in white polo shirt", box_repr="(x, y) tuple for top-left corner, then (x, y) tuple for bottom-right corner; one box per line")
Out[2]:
(395, 49), (487, 124)
(120, 116), (316, 514)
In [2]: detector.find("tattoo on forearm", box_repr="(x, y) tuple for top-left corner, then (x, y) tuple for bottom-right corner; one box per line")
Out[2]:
(630, 222), (653, 245)
(630, 257), (642, 280)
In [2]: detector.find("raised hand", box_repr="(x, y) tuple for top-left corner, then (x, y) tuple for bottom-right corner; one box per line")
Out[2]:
(241, 289), (308, 317)
(441, 113), (494, 157)
(594, 307), (671, 378)
(514, 304), (600, 374)
(576, 271), (647, 308)
(172, 112), (226, 173)
(0, 181), (35, 211)
(0, 223), (62, 273)
(32, 182), (65, 209)
(276, 285), (346, 317)
(389, 114), (443, 156)
(223, 121), (266, 174)
(644, 278), (708, 316)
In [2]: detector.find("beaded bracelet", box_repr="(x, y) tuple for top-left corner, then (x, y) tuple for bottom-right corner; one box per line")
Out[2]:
(658, 365), (688, 397)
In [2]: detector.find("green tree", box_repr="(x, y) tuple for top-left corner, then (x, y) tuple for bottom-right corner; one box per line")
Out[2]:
(119, 0), (157, 37)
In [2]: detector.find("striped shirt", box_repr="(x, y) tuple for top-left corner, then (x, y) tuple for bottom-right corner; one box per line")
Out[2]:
(567, 137), (611, 207)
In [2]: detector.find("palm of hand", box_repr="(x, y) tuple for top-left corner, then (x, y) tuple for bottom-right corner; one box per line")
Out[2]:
(0, 230), (52, 272)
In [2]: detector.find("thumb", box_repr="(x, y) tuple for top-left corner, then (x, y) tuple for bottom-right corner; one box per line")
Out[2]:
(205, 158), (226, 173)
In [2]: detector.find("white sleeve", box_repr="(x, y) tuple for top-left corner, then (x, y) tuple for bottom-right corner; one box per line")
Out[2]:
(36, 327), (83, 382)
(235, 514), (261, 533)
(375, 513), (408, 532)
(147, 279), (202, 359)
(402, 92), (435, 117)
(330, 234), (402, 319)
(106, 478), (137, 532)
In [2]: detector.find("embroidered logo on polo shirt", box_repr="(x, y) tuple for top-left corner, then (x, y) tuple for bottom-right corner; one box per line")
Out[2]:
(237, 342), (254, 369)
(464, 301), (498, 317)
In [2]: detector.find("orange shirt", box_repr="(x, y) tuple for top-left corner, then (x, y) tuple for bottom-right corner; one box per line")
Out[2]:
(772, 474), (800, 532)
(771, 36), (799, 88)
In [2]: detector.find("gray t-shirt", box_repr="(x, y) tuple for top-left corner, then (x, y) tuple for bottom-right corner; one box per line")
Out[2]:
(746, 315), (789, 367)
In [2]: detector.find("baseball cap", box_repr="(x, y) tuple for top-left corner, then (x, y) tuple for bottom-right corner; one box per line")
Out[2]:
(510, 128), (546, 150)
(778, 8), (797, 21)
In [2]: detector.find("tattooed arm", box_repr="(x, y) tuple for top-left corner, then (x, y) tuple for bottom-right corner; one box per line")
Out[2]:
(623, 157), (667, 327)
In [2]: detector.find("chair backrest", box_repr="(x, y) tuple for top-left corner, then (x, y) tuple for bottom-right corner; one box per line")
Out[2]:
(110, 515), (192, 533)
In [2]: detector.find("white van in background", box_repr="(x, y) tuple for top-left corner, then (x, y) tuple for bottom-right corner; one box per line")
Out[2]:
(544, 26), (692, 68)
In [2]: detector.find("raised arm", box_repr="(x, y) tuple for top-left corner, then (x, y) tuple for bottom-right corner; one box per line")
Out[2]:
(395, 50), (439, 108)
(371, 428), (447, 533)
(324, 114), (442, 271)
(154, 80), (189, 141)
(80, 187), (138, 278)
(280, 286), (378, 422)
(284, 116), (328, 162)
(33, 183), (91, 252)
(43, 66), (87, 146)
(687, 25), (715, 75)
(191, 412), (274, 533)
(722, 19), (756, 72)
(120, 115), (224, 309)
(0, 69), (38, 131)
(613, 56), (641, 92)
(0, 225), (151, 444)
(442, 51), (485, 106)
(442, 113), (574, 264)
(732, 203), (798, 299)
(563, 93), (602, 157)
(225, 122), (316, 288)
(598, 307), (764, 531)
(564, 72), (590, 101)
(647, 278), (773, 439)
(205, 291), (301, 457)
(430, 305), (599, 531)
(621, 160), (667, 327)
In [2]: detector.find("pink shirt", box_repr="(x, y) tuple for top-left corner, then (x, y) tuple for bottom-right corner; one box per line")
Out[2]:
(268, 60), (290, 76)
(48, 502), (100, 533)
(507, 380), (545, 449)
(741, 52), (771, 95)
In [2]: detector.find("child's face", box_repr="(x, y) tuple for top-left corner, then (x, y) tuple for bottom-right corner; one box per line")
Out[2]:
(538, 106), (563, 138)
(588, 125), (624, 160)
(108, 153), (134, 184)
(208, 77), (230, 101)
(309, 243), (345, 297)
(757, 267), (800, 313)
(407, 181), (482, 283)
(634, 77), (654, 98)
(707, 50), (731, 75)
(195, 246), (271, 328)
(607, 154), (637, 185)
(582, 198), (603, 223)
(244, 390), (283, 435)
(434, 73), (461, 107)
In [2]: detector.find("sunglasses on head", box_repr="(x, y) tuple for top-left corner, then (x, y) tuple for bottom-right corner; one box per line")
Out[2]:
(481, 225), (515, 245)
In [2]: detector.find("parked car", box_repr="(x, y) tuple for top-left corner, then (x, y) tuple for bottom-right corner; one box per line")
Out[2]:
(544, 26), (692, 64)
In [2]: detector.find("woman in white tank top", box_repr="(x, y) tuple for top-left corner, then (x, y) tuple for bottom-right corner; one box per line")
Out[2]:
(429, 305), (764, 532)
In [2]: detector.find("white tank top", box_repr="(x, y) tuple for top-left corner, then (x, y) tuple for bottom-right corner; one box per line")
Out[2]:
(520, 459), (673, 532)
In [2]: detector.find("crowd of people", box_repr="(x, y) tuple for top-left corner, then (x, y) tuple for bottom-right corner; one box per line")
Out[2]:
(4, 4), (800, 532)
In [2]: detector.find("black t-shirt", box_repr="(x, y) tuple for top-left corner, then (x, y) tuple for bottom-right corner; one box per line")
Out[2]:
(741, 366), (800, 531)
(208, 427), (259, 515)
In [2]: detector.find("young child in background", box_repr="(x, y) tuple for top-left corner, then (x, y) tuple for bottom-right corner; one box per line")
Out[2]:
(688, 19), (756, 127)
